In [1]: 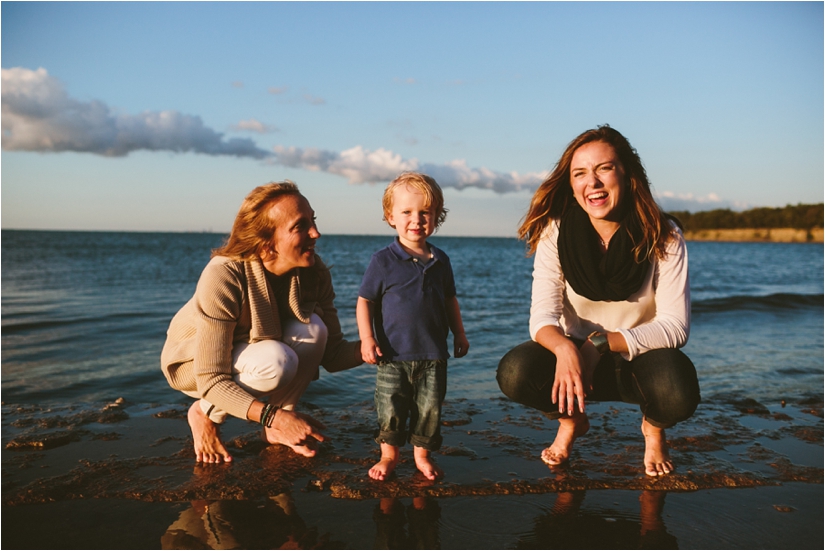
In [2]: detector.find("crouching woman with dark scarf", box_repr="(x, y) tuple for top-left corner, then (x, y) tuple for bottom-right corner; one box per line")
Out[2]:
(497, 126), (700, 476)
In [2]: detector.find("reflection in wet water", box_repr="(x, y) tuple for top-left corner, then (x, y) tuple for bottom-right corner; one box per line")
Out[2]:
(161, 493), (444, 550)
(374, 497), (441, 549)
(161, 493), (340, 549)
(517, 490), (677, 550)
(160, 490), (675, 550)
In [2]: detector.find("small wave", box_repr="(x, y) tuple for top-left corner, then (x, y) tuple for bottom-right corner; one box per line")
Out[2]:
(692, 293), (823, 314)
(1, 311), (164, 334)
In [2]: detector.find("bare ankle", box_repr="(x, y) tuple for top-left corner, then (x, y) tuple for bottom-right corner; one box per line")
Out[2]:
(369, 444), (400, 481)
(413, 446), (443, 480)
(379, 442), (400, 460)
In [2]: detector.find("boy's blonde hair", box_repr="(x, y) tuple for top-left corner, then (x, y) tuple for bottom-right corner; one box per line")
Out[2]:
(382, 172), (448, 230)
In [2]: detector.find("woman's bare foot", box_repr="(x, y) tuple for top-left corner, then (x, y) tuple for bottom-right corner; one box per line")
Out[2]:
(413, 446), (444, 480)
(642, 417), (673, 476)
(369, 443), (400, 481)
(188, 401), (232, 463)
(541, 411), (590, 466)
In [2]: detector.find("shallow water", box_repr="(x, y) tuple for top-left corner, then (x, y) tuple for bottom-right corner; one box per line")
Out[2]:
(3, 484), (822, 549)
(2, 231), (823, 550)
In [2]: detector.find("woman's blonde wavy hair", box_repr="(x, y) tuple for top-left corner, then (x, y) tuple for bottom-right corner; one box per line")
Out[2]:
(212, 181), (302, 261)
(519, 125), (675, 261)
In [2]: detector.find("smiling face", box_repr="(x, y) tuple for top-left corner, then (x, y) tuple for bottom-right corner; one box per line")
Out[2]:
(386, 184), (436, 251)
(570, 141), (627, 229)
(261, 194), (320, 275)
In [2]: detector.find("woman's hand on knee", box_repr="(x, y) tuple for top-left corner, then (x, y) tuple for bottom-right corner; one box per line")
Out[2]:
(551, 343), (587, 416)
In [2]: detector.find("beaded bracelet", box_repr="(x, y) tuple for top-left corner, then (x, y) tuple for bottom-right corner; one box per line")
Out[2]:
(260, 403), (272, 428)
(260, 403), (279, 428)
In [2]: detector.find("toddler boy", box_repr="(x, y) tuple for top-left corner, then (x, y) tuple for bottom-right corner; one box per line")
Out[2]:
(357, 172), (469, 480)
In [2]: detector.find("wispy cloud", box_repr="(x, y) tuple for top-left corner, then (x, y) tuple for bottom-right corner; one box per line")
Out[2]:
(302, 93), (325, 106)
(231, 118), (278, 134)
(655, 191), (748, 212)
(268, 86), (288, 95)
(1, 67), (544, 192)
(271, 144), (544, 193)
(1, 67), (270, 158)
(393, 77), (416, 85)
(231, 81), (244, 89)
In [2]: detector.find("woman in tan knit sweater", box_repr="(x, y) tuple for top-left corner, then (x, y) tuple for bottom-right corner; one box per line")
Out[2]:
(161, 182), (362, 463)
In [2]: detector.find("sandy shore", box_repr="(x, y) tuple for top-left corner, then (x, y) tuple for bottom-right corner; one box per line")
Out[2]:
(683, 227), (824, 243)
(2, 395), (822, 549)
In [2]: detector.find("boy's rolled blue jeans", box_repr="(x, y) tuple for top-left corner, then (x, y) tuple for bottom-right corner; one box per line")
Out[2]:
(374, 360), (447, 451)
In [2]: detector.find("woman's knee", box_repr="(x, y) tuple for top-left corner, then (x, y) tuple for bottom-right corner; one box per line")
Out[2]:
(283, 313), (328, 348)
(497, 341), (554, 401)
(233, 340), (299, 393)
(634, 349), (700, 426)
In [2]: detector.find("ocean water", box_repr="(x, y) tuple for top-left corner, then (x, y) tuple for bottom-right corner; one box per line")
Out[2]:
(2, 230), (823, 409)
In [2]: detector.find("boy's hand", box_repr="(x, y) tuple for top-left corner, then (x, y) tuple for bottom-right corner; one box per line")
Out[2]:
(453, 333), (470, 358)
(361, 336), (383, 364)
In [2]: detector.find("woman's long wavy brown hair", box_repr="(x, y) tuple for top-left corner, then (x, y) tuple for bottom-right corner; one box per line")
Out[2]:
(519, 125), (675, 261)
(212, 181), (302, 261)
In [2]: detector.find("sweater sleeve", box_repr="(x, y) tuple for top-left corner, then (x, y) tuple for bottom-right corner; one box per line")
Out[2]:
(529, 221), (565, 341)
(616, 227), (691, 360)
(193, 260), (256, 420)
(317, 264), (362, 373)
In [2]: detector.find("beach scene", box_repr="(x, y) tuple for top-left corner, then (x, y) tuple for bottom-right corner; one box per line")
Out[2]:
(2, 3), (823, 550)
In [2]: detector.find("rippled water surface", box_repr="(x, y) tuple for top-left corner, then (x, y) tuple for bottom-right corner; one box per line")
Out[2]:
(2, 231), (823, 407)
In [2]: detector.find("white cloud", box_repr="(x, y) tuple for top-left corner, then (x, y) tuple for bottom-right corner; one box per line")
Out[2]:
(655, 190), (749, 212)
(231, 118), (278, 134)
(271, 144), (545, 193)
(1, 67), (270, 158)
(1, 67), (546, 194)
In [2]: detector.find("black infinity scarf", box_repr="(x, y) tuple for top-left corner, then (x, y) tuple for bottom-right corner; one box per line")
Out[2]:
(557, 202), (650, 302)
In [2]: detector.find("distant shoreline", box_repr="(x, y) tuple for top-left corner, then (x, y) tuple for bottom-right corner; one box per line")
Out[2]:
(2, 227), (824, 243)
(683, 227), (823, 243)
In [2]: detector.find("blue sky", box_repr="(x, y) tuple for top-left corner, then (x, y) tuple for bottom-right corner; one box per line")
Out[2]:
(2, 2), (822, 236)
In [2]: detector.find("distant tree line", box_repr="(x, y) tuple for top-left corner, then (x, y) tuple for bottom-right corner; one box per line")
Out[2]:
(667, 203), (823, 231)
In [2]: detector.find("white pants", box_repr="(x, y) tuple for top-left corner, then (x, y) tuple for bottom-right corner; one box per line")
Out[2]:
(188, 314), (328, 423)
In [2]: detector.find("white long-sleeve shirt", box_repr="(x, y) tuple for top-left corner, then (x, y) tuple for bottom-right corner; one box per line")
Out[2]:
(529, 219), (690, 361)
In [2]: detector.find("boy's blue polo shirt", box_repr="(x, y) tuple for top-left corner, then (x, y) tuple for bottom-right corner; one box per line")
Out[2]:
(359, 239), (456, 361)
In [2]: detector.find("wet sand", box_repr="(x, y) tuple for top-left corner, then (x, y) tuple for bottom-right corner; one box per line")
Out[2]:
(2, 395), (822, 549)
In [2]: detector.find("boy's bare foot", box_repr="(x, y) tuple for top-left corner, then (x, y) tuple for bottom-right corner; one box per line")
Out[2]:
(541, 411), (590, 466)
(413, 446), (444, 480)
(369, 443), (400, 481)
(188, 401), (232, 463)
(642, 417), (673, 476)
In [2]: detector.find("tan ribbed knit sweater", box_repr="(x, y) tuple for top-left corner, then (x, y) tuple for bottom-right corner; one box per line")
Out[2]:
(161, 254), (360, 420)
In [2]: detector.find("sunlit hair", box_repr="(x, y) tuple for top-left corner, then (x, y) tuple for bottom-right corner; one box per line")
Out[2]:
(519, 125), (675, 261)
(212, 181), (302, 261)
(382, 172), (449, 230)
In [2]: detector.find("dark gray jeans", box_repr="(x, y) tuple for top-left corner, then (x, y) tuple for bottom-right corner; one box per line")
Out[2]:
(375, 360), (447, 451)
(497, 340), (700, 428)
